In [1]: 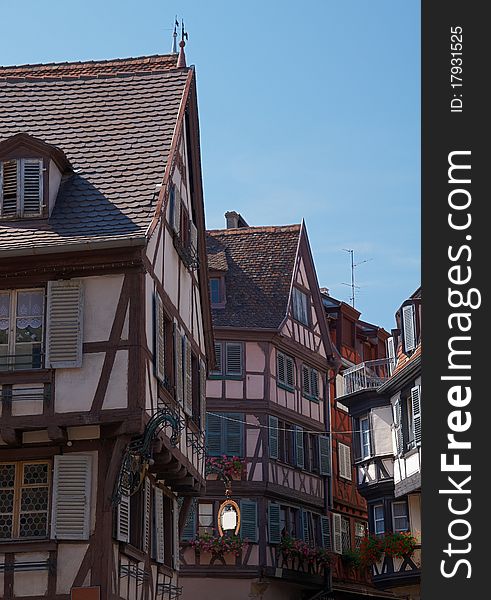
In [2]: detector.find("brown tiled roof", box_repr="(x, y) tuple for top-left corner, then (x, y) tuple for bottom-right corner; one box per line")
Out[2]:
(0, 55), (188, 253)
(0, 54), (178, 78)
(207, 225), (301, 329)
(391, 341), (421, 377)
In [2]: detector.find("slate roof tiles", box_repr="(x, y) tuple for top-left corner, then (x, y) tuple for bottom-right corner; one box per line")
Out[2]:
(0, 54), (188, 253)
(206, 225), (301, 330)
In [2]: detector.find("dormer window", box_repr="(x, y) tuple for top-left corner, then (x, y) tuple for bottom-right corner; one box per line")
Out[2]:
(209, 276), (226, 307)
(0, 158), (43, 218)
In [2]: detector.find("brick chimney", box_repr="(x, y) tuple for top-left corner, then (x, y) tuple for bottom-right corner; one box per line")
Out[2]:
(225, 211), (249, 229)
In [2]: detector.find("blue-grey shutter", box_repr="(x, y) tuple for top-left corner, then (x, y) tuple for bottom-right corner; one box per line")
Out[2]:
(181, 507), (196, 541)
(206, 413), (223, 456)
(295, 426), (304, 468)
(269, 416), (279, 459)
(225, 413), (243, 456)
(240, 500), (258, 542)
(225, 343), (242, 376)
(301, 510), (310, 543)
(277, 352), (285, 385)
(286, 356), (295, 388)
(318, 436), (331, 475)
(268, 502), (281, 544)
(320, 515), (331, 549)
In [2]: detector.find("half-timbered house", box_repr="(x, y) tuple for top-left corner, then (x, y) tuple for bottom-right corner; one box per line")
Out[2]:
(338, 289), (421, 600)
(0, 52), (213, 600)
(321, 292), (393, 599)
(179, 213), (339, 600)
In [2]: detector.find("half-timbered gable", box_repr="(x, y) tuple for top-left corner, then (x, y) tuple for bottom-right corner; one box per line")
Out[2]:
(180, 216), (340, 600)
(0, 53), (213, 600)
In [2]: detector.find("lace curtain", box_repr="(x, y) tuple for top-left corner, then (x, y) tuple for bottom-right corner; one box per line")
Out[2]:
(16, 292), (43, 330)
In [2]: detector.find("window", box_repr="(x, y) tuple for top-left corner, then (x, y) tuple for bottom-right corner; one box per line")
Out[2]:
(206, 412), (244, 457)
(0, 289), (44, 371)
(292, 287), (309, 325)
(302, 365), (320, 400)
(355, 522), (366, 550)
(0, 158), (43, 218)
(338, 442), (352, 480)
(392, 501), (409, 532)
(341, 517), (351, 553)
(209, 277), (225, 306)
(198, 503), (214, 535)
(211, 341), (243, 378)
(402, 304), (416, 354)
(277, 351), (295, 389)
(0, 461), (50, 539)
(360, 417), (371, 459)
(373, 504), (385, 535)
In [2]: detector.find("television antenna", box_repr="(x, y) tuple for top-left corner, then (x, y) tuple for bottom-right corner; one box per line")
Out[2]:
(341, 249), (373, 308)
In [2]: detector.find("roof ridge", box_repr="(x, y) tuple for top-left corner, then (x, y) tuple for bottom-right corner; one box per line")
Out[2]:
(208, 224), (301, 236)
(0, 53), (177, 70)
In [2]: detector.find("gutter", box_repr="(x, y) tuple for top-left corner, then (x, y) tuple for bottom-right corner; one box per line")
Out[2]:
(0, 236), (147, 258)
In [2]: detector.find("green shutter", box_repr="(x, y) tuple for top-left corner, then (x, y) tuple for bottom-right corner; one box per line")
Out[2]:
(277, 352), (285, 385)
(295, 426), (304, 468)
(319, 436), (331, 475)
(268, 502), (281, 544)
(206, 413), (223, 456)
(269, 416), (279, 459)
(301, 510), (310, 543)
(224, 413), (243, 456)
(240, 499), (258, 542)
(181, 508), (196, 541)
(320, 515), (331, 549)
(286, 356), (295, 388)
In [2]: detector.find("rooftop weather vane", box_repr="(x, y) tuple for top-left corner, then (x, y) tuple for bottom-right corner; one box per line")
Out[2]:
(174, 18), (188, 68)
(341, 249), (373, 308)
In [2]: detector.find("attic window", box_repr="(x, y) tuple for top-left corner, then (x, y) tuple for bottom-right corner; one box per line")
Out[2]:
(0, 159), (43, 218)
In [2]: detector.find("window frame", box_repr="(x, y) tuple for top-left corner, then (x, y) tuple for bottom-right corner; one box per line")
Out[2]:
(302, 364), (320, 402)
(391, 501), (409, 533)
(0, 460), (51, 541)
(0, 288), (45, 372)
(0, 158), (44, 219)
(360, 416), (371, 459)
(209, 276), (226, 308)
(198, 502), (214, 536)
(291, 287), (310, 326)
(276, 351), (295, 391)
(373, 504), (385, 535)
(209, 341), (244, 379)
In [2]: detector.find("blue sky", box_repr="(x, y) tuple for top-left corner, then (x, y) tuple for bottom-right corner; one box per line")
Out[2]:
(0, 0), (420, 330)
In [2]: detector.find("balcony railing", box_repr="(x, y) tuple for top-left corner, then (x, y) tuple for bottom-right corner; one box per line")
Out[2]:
(341, 358), (395, 396)
(0, 352), (44, 372)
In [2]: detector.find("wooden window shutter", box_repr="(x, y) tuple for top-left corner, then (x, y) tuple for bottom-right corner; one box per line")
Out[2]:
(213, 342), (222, 374)
(153, 487), (165, 563)
(302, 510), (310, 544)
(181, 506), (196, 542)
(142, 478), (151, 553)
(320, 515), (332, 550)
(267, 502), (281, 544)
(269, 415), (279, 459)
(51, 454), (91, 540)
(286, 356), (295, 388)
(189, 221), (198, 255)
(46, 280), (83, 368)
(277, 352), (285, 384)
(183, 337), (193, 416)
(302, 366), (310, 397)
(172, 498), (180, 570)
(402, 304), (416, 353)
(387, 336), (396, 374)
(224, 413), (243, 456)
(199, 359), (207, 431)
(311, 369), (319, 399)
(1, 159), (19, 216)
(206, 413), (223, 456)
(155, 294), (165, 381)
(295, 426), (304, 468)
(21, 159), (43, 215)
(225, 343), (242, 376)
(318, 435), (331, 476)
(172, 187), (181, 234)
(393, 397), (404, 455)
(173, 324), (184, 406)
(332, 513), (342, 554)
(411, 385), (422, 446)
(116, 494), (130, 543)
(338, 443), (351, 479)
(240, 499), (258, 543)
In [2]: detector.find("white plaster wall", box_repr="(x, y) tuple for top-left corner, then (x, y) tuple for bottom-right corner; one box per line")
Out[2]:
(13, 553), (49, 596)
(246, 374), (264, 400)
(56, 544), (90, 594)
(163, 229), (179, 308)
(246, 343), (265, 372)
(55, 353), (104, 412)
(11, 383), (44, 416)
(83, 275), (124, 343)
(103, 350), (128, 409)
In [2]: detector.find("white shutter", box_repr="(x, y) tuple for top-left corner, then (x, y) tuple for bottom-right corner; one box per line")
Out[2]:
(172, 189), (181, 234)
(338, 443), (352, 480)
(46, 280), (83, 368)
(143, 478), (151, 552)
(21, 159), (43, 215)
(116, 494), (131, 543)
(199, 358), (207, 430)
(411, 385), (422, 446)
(51, 454), (91, 540)
(174, 324), (184, 406)
(189, 221), (198, 255)
(332, 513), (342, 554)
(0, 159), (18, 216)
(402, 305), (416, 353)
(154, 487), (165, 563)
(184, 336), (193, 416)
(387, 336), (396, 374)
(393, 396), (404, 455)
(155, 294), (165, 381)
